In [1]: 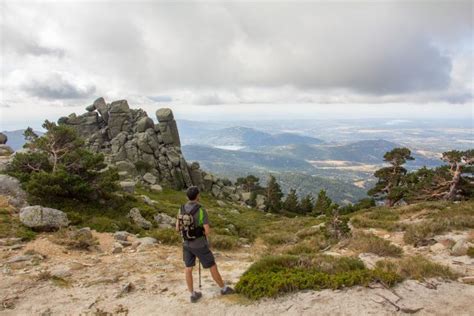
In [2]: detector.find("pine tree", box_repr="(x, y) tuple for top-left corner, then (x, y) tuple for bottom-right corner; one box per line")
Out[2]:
(7, 121), (119, 202)
(313, 189), (333, 215)
(265, 175), (283, 213)
(299, 194), (314, 214)
(283, 188), (299, 213)
(368, 147), (414, 206)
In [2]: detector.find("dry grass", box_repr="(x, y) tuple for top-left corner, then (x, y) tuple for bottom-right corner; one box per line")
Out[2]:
(375, 255), (458, 281)
(349, 232), (403, 257)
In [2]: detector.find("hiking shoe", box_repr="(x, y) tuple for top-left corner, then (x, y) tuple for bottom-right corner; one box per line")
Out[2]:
(220, 286), (235, 295)
(190, 291), (202, 303)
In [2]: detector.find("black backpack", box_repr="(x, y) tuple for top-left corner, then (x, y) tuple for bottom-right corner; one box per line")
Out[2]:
(177, 204), (205, 240)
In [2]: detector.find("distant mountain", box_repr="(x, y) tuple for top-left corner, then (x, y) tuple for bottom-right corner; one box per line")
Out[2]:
(1, 130), (43, 151)
(254, 139), (442, 167)
(182, 144), (316, 174)
(182, 144), (367, 203)
(181, 126), (324, 147)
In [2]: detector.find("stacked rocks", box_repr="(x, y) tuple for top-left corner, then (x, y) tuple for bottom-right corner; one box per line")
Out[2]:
(58, 98), (245, 202)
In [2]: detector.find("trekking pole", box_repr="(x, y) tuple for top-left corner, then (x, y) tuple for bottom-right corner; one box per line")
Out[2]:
(198, 259), (202, 289)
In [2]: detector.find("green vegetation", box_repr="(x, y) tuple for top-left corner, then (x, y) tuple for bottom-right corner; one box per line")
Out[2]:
(209, 234), (239, 250)
(349, 233), (403, 257)
(368, 147), (414, 206)
(147, 228), (181, 245)
(265, 175), (283, 213)
(7, 121), (119, 203)
(369, 148), (473, 206)
(0, 207), (36, 241)
(282, 189), (299, 213)
(235, 254), (402, 300)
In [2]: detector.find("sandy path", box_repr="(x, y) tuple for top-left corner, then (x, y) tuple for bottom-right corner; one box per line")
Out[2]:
(1, 233), (474, 315)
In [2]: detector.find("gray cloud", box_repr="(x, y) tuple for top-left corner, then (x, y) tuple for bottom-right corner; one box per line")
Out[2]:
(22, 73), (96, 100)
(2, 0), (473, 106)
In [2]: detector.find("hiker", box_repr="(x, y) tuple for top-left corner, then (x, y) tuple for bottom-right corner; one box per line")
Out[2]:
(176, 186), (234, 303)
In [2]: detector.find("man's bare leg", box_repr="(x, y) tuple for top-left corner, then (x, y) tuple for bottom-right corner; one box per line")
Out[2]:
(209, 264), (225, 288)
(185, 267), (194, 293)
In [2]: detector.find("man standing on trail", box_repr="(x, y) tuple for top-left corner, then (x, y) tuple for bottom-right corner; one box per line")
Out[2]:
(176, 186), (234, 303)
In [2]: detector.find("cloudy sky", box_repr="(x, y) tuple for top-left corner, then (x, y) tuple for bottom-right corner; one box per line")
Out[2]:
(1, 0), (473, 129)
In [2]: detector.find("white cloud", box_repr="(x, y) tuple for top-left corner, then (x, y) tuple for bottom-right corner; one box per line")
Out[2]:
(0, 0), (472, 127)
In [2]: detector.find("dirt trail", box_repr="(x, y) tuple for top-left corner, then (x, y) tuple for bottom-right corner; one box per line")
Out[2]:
(1, 232), (474, 315)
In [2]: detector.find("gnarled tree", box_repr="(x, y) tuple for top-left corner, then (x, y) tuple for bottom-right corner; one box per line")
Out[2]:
(368, 147), (414, 206)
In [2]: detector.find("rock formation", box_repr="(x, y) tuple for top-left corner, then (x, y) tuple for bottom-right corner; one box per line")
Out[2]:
(58, 98), (244, 201)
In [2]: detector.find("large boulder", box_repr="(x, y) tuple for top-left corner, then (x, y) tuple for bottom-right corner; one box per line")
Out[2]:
(0, 132), (7, 144)
(128, 208), (152, 229)
(136, 117), (154, 133)
(19, 205), (69, 231)
(0, 175), (28, 208)
(108, 100), (131, 139)
(154, 213), (175, 228)
(0, 145), (14, 156)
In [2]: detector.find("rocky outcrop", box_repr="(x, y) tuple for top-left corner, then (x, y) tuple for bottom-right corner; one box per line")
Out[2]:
(0, 132), (7, 144)
(0, 175), (28, 208)
(58, 98), (245, 202)
(19, 205), (69, 231)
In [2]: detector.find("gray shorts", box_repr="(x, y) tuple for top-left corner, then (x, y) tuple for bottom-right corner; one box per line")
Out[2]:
(183, 244), (215, 269)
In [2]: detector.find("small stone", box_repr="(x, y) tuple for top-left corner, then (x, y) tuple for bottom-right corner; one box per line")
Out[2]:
(120, 181), (136, 194)
(141, 195), (157, 206)
(451, 239), (468, 256)
(114, 231), (129, 241)
(50, 265), (72, 278)
(217, 200), (226, 207)
(112, 243), (123, 254)
(150, 184), (163, 193)
(430, 243), (445, 253)
(143, 173), (157, 185)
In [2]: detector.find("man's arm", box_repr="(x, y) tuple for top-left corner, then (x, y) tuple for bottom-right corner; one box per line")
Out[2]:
(203, 223), (210, 237)
(175, 210), (180, 232)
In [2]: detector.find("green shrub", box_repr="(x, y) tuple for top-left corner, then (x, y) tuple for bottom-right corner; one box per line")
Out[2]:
(6, 122), (119, 203)
(262, 232), (297, 246)
(0, 208), (36, 241)
(210, 235), (239, 250)
(236, 254), (401, 300)
(148, 228), (181, 245)
(350, 233), (403, 257)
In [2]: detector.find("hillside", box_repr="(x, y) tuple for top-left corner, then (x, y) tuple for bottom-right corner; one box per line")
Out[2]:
(1, 188), (473, 314)
(180, 126), (324, 148)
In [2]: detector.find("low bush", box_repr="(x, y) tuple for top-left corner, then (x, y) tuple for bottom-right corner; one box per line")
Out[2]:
(375, 255), (457, 280)
(285, 235), (330, 256)
(349, 233), (403, 257)
(147, 228), (181, 245)
(0, 207), (36, 241)
(210, 234), (239, 250)
(262, 232), (298, 246)
(235, 254), (401, 300)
